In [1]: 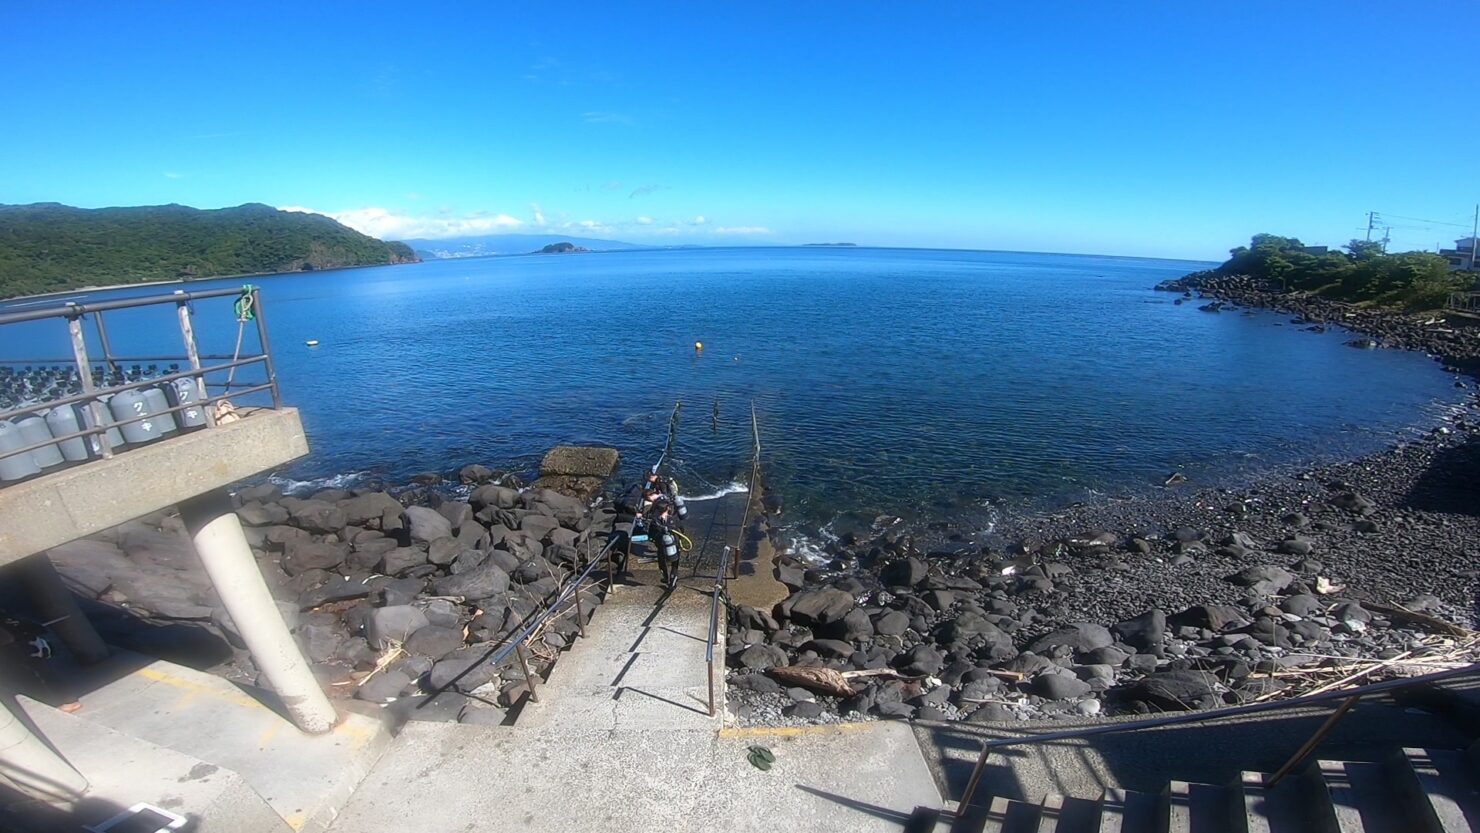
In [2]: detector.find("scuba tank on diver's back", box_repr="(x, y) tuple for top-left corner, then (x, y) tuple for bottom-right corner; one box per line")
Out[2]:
(668, 477), (687, 521)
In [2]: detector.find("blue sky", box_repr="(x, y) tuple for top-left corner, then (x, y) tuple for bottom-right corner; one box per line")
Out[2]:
(1, 2), (1476, 260)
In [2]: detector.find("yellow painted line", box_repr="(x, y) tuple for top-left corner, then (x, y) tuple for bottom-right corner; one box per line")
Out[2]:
(719, 721), (878, 739)
(135, 666), (267, 711)
(284, 812), (305, 831)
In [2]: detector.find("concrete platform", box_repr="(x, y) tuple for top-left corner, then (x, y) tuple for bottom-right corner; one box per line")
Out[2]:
(0, 407), (308, 563)
(17, 698), (291, 833)
(57, 650), (390, 832)
(516, 576), (721, 731)
(329, 720), (941, 833)
(330, 555), (940, 832)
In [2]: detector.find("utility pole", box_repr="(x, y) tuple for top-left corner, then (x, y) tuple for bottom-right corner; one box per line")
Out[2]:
(1366, 211), (1379, 242)
(1470, 203), (1478, 271)
(1381, 227), (1391, 253)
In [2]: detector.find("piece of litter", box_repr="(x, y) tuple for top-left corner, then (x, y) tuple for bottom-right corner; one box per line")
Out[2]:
(747, 745), (775, 771)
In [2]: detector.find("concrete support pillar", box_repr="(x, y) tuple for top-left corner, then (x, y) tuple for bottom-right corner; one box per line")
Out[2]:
(16, 554), (109, 665)
(178, 488), (336, 734)
(0, 698), (87, 802)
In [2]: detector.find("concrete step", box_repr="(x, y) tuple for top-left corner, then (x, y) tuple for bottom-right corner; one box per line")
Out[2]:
(1037, 794), (1102, 833)
(58, 650), (391, 832)
(1165, 780), (1234, 833)
(516, 578), (721, 731)
(1316, 758), (1419, 833)
(978, 795), (1043, 833)
(17, 697), (291, 833)
(1398, 747), (1480, 832)
(1237, 769), (1329, 833)
(1099, 789), (1160, 833)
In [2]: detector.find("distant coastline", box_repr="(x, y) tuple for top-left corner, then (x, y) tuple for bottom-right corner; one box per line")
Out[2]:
(0, 259), (419, 306)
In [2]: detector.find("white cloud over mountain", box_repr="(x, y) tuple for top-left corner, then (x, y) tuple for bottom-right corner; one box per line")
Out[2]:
(279, 206), (524, 239)
(281, 205), (774, 242)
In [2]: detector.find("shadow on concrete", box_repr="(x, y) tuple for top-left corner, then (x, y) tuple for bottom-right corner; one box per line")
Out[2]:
(616, 686), (709, 716)
(793, 784), (940, 832)
(0, 782), (201, 833)
(916, 693), (1475, 807)
(0, 568), (301, 728)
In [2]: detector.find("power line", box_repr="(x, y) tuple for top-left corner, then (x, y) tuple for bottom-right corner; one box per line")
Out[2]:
(1375, 212), (1471, 229)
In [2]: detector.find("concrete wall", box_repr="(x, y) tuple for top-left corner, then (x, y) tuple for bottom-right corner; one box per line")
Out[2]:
(0, 408), (307, 564)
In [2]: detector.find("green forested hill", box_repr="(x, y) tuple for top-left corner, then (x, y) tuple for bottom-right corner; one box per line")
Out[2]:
(0, 202), (418, 298)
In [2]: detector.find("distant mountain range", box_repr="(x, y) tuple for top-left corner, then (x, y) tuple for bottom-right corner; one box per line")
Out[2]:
(404, 234), (645, 259)
(0, 202), (417, 299)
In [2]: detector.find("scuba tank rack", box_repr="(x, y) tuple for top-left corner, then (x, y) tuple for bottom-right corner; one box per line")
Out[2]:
(0, 286), (285, 487)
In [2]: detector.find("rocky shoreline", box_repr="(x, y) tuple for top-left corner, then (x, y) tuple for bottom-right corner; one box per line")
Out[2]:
(727, 277), (1480, 727)
(44, 451), (624, 727)
(28, 272), (1480, 731)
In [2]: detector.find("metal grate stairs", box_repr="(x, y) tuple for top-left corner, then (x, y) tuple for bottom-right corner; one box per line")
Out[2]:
(961, 740), (1480, 833)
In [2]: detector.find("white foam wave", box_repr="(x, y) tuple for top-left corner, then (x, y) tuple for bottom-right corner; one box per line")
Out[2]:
(268, 470), (371, 496)
(682, 481), (749, 502)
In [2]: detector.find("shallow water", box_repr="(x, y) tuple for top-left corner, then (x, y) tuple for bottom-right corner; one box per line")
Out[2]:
(1, 247), (1466, 541)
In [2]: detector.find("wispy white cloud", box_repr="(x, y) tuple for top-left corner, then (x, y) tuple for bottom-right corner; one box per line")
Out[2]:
(280, 206), (524, 240)
(583, 111), (632, 125)
(628, 184), (667, 199)
(692, 215), (707, 225)
(714, 226), (772, 235)
(635, 216), (654, 225)
(164, 171), (184, 180)
(531, 203), (547, 226)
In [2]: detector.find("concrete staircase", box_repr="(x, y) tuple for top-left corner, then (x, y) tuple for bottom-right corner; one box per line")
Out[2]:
(327, 564), (943, 833)
(514, 570), (721, 731)
(959, 741), (1480, 832)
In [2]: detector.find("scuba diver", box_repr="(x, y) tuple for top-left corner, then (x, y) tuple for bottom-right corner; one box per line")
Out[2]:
(619, 468), (690, 590)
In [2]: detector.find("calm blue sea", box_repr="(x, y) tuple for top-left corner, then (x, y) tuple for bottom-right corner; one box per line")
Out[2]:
(1, 247), (1467, 546)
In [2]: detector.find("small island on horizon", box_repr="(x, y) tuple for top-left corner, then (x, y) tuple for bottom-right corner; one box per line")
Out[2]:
(802, 242), (858, 247)
(535, 241), (590, 254)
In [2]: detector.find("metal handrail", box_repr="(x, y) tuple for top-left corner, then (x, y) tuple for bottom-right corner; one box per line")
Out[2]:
(651, 400), (682, 474)
(703, 401), (761, 716)
(956, 661), (1480, 809)
(706, 544), (733, 716)
(0, 286), (280, 469)
(422, 530), (620, 707)
(0, 286), (250, 325)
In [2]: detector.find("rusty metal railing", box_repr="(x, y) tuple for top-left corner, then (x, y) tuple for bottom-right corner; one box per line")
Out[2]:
(704, 402), (762, 716)
(422, 526), (620, 709)
(0, 286), (281, 476)
(956, 662), (1480, 810)
(1446, 291), (1480, 314)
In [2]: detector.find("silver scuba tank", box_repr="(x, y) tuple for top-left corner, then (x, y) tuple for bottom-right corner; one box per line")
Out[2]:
(166, 378), (207, 430)
(142, 387), (178, 436)
(659, 530), (678, 561)
(94, 394), (126, 453)
(0, 420), (41, 481)
(44, 404), (91, 462)
(110, 389), (161, 445)
(16, 415), (63, 469)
